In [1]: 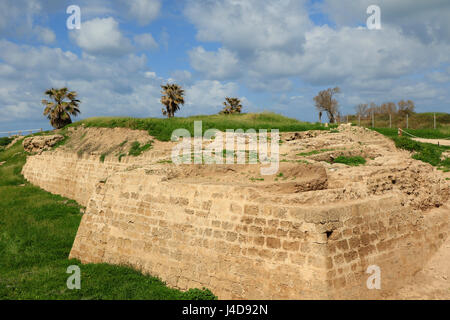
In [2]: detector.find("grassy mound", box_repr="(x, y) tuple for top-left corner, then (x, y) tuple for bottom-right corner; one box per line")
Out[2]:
(0, 137), (14, 147)
(373, 127), (450, 139)
(0, 141), (216, 300)
(352, 112), (450, 133)
(372, 129), (450, 172)
(69, 112), (335, 141)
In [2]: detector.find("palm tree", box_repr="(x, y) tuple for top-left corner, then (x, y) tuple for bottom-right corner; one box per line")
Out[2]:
(42, 88), (81, 129)
(220, 97), (242, 114)
(160, 83), (185, 118)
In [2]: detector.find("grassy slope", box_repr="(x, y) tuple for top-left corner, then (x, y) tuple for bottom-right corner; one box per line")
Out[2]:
(0, 141), (215, 300)
(69, 112), (336, 141)
(372, 129), (450, 172)
(350, 112), (450, 134)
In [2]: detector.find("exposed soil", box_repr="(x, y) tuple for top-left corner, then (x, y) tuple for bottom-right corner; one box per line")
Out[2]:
(412, 138), (450, 146)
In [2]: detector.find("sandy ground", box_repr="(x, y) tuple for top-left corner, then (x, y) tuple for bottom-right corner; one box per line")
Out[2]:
(412, 137), (450, 146)
(386, 235), (450, 299)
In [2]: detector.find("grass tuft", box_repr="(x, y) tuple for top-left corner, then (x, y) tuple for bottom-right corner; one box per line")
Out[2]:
(332, 156), (366, 166)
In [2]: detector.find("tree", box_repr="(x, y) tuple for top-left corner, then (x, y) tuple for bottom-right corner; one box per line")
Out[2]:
(220, 97), (242, 114)
(355, 103), (369, 119)
(161, 83), (185, 118)
(380, 102), (397, 115)
(313, 87), (340, 123)
(42, 88), (80, 129)
(397, 100), (415, 117)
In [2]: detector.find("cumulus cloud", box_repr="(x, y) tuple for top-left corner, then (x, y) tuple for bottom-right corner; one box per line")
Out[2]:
(134, 33), (159, 50)
(124, 0), (161, 26)
(0, 40), (240, 128)
(0, 0), (57, 44)
(189, 47), (240, 80)
(184, 0), (450, 114)
(321, 0), (450, 44)
(0, 40), (160, 125)
(70, 17), (133, 56)
(34, 26), (56, 44)
(183, 80), (239, 115)
(185, 0), (311, 53)
(170, 70), (193, 85)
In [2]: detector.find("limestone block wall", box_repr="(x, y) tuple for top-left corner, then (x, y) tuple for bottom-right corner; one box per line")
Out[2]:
(69, 169), (333, 299)
(22, 152), (449, 299)
(22, 152), (128, 206)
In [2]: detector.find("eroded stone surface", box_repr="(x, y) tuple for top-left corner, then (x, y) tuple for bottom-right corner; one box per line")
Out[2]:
(22, 135), (64, 154)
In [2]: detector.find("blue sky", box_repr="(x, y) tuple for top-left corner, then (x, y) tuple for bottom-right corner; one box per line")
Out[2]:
(0, 0), (449, 134)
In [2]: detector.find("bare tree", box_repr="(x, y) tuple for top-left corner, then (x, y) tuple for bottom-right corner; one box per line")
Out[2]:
(355, 103), (369, 119)
(313, 87), (341, 123)
(380, 102), (397, 115)
(397, 100), (415, 117)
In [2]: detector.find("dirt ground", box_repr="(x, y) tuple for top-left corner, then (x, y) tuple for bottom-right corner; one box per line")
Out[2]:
(412, 137), (450, 146)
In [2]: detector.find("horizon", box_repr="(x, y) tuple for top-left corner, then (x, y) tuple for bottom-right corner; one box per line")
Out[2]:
(1, 0), (449, 134)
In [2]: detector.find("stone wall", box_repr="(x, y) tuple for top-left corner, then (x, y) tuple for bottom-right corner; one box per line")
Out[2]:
(22, 152), (128, 206)
(22, 151), (449, 299)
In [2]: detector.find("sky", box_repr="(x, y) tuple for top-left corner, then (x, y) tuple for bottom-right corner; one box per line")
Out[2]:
(0, 0), (449, 134)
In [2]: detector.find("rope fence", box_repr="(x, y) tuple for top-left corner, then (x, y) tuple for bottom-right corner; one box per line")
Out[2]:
(0, 128), (43, 137)
(398, 128), (450, 140)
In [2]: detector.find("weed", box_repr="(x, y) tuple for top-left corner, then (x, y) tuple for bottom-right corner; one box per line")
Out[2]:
(332, 156), (366, 166)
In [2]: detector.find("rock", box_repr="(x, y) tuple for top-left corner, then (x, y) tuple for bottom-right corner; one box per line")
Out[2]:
(22, 135), (64, 154)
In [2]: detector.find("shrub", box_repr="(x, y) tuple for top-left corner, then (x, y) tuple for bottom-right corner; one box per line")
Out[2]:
(128, 141), (153, 157)
(0, 137), (13, 147)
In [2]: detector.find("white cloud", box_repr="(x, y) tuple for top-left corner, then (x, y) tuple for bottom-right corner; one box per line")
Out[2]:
(0, 0), (57, 45)
(34, 26), (56, 44)
(125, 0), (161, 26)
(185, 0), (311, 53)
(134, 33), (159, 50)
(144, 71), (157, 79)
(70, 17), (133, 56)
(189, 47), (240, 80)
(426, 71), (450, 84)
(170, 70), (192, 84)
(184, 0), (450, 112)
(183, 80), (239, 115)
(321, 0), (450, 44)
(0, 40), (162, 125)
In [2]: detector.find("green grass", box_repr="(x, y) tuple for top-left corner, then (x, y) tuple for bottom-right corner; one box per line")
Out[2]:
(0, 142), (216, 300)
(69, 112), (336, 141)
(373, 127), (450, 139)
(332, 156), (366, 166)
(373, 131), (450, 171)
(351, 112), (450, 132)
(296, 149), (334, 157)
(128, 141), (154, 157)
